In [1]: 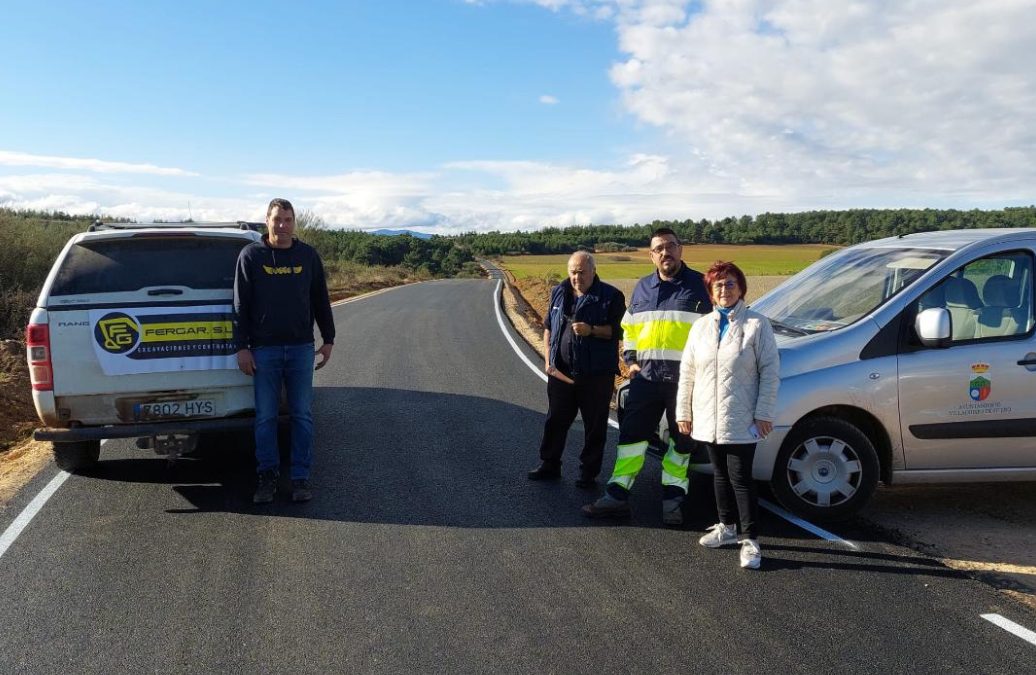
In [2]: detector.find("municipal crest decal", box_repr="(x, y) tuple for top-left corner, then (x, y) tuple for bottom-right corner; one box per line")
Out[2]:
(969, 363), (991, 402)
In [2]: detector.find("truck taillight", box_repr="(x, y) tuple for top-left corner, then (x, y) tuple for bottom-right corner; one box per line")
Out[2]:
(26, 323), (53, 391)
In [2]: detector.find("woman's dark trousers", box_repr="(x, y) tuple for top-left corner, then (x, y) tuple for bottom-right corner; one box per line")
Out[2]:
(705, 442), (759, 539)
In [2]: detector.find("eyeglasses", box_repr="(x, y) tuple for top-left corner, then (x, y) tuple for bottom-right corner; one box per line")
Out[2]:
(712, 280), (738, 290)
(650, 242), (680, 254)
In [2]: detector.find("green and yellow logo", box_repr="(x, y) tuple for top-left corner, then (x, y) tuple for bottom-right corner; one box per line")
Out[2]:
(140, 320), (233, 341)
(262, 265), (304, 275)
(95, 313), (141, 354)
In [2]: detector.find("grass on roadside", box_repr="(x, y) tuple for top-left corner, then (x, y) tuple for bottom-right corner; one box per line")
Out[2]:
(500, 243), (834, 279)
(325, 261), (432, 300)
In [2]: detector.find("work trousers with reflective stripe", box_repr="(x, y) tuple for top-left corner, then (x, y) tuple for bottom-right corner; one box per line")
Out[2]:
(606, 377), (697, 501)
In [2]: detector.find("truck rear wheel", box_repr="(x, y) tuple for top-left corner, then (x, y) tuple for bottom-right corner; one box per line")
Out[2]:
(53, 440), (101, 472)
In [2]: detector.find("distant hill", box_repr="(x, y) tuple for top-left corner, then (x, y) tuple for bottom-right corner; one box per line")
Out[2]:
(370, 228), (433, 239)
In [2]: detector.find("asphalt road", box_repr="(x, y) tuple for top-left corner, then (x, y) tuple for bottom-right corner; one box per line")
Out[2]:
(0, 279), (1033, 673)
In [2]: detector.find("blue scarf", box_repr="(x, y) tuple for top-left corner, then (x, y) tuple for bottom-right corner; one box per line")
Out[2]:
(717, 305), (733, 342)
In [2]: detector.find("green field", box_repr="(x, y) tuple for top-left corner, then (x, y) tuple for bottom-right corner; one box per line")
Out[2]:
(499, 243), (835, 280)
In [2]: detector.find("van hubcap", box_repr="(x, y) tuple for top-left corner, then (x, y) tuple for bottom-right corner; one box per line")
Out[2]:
(786, 436), (863, 508)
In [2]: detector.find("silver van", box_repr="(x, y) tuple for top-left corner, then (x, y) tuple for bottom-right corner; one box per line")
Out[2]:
(745, 228), (1036, 520)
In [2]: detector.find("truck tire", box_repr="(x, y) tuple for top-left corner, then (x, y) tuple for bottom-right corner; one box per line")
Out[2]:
(771, 416), (879, 522)
(53, 440), (101, 472)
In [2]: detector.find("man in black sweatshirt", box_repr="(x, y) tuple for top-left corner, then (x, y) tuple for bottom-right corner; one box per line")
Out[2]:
(234, 198), (335, 504)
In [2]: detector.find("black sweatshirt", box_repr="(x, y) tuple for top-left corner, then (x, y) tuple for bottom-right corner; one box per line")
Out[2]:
(233, 236), (335, 349)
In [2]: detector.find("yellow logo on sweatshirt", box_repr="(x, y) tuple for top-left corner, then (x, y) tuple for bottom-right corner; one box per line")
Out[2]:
(263, 265), (304, 275)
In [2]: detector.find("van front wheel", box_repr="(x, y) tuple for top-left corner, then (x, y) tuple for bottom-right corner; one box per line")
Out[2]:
(53, 440), (101, 472)
(771, 416), (878, 522)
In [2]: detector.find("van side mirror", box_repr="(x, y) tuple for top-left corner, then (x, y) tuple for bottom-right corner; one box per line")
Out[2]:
(915, 307), (952, 348)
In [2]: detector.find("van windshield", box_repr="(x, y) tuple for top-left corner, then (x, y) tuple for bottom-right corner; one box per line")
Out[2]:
(50, 236), (250, 296)
(750, 246), (946, 334)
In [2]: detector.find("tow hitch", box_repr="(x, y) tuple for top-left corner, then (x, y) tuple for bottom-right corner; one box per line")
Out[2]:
(136, 434), (198, 464)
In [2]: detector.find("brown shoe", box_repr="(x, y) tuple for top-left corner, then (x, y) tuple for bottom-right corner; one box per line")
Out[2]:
(582, 494), (631, 518)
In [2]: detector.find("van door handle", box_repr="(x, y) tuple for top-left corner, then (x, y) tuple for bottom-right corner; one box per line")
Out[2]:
(147, 288), (184, 296)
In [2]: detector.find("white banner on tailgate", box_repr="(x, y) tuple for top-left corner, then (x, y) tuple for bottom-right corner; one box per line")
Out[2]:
(89, 305), (238, 375)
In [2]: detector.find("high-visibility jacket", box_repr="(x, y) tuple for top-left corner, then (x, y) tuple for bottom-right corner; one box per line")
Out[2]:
(621, 263), (712, 383)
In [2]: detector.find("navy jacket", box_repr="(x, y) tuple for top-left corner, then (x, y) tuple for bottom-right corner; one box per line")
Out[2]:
(547, 276), (625, 377)
(233, 236), (335, 349)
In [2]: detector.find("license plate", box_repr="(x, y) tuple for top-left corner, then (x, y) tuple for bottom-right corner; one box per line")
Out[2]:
(135, 399), (216, 420)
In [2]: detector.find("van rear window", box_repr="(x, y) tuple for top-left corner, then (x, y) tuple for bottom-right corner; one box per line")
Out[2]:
(50, 236), (250, 296)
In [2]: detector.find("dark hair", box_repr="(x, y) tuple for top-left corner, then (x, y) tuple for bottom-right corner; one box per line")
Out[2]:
(704, 260), (748, 299)
(650, 227), (680, 244)
(266, 198), (295, 218)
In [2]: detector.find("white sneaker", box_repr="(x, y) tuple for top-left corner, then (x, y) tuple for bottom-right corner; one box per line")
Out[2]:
(740, 539), (762, 569)
(698, 523), (738, 548)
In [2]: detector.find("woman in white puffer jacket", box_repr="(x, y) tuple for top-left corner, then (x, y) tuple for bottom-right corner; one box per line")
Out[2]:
(675, 261), (779, 570)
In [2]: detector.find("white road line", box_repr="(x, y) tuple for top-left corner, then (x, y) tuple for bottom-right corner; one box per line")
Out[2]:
(493, 280), (620, 428)
(0, 438), (108, 562)
(0, 471), (70, 560)
(330, 283), (409, 307)
(758, 498), (858, 550)
(981, 613), (1036, 647)
(494, 279), (547, 383)
(491, 279), (857, 545)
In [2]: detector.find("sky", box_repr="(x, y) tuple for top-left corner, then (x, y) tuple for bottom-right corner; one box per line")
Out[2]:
(1, 0), (1034, 233)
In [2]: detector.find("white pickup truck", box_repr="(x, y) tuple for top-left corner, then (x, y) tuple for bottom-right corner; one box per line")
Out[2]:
(27, 222), (263, 471)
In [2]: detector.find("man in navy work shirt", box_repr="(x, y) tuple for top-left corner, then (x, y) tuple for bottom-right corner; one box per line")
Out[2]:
(234, 198), (335, 504)
(529, 251), (625, 488)
(583, 228), (712, 524)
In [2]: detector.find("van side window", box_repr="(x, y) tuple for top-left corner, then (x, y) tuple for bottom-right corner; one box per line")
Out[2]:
(917, 251), (1034, 342)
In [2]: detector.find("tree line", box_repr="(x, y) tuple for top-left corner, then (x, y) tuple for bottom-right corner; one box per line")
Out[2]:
(452, 206), (1036, 255)
(297, 212), (475, 277)
(0, 208), (481, 339)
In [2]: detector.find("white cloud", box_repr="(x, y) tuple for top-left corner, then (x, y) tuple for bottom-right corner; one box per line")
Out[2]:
(242, 171), (434, 197)
(6, 1), (1035, 232)
(430, 153), (804, 231)
(480, 0), (1036, 211)
(602, 0), (1036, 204)
(0, 150), (198, 176)
(0, 172), (261, 223)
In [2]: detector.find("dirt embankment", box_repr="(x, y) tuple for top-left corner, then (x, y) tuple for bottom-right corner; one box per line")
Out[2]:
(0, 344), (54, 503)
(0, 344), (35, 452)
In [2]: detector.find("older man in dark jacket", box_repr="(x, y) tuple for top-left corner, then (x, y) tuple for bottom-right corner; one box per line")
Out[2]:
(528, 251), (625, 489)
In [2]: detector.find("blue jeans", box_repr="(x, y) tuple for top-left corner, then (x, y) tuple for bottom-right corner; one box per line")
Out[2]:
(253, 343), (314, 479)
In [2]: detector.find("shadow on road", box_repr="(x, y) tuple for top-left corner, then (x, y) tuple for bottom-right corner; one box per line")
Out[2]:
(759, 542), (972, 580)
(75, 386), (939, 575)
(69, 387), (729, 533)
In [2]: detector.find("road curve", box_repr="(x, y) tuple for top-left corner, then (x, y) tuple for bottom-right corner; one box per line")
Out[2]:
(0, 279), (1032, 672)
